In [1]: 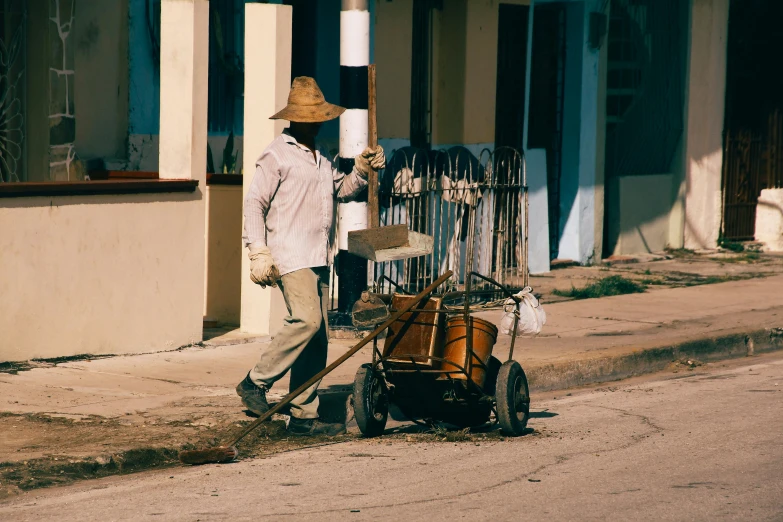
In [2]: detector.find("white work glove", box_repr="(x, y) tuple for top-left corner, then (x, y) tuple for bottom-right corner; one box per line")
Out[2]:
(248, 246), (280, 288)
(354, 146), (386, 178)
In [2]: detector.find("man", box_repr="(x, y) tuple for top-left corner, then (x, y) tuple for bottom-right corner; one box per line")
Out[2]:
(237, 77), (385, 436)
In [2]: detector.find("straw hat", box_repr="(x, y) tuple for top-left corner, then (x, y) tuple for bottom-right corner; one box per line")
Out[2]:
(269, 77), (345, 122)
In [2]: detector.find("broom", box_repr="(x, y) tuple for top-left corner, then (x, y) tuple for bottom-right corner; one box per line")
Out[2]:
(179, 270), (453, 465)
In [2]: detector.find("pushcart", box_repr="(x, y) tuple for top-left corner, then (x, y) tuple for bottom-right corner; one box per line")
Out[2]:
(352, 271), (530, 437)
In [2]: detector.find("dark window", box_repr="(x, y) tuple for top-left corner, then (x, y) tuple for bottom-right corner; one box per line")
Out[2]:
(410, 0), (434, 149)
(285, 0), (318, 80)
(494, 4), (530, 151)
(208, 0), (244, 134)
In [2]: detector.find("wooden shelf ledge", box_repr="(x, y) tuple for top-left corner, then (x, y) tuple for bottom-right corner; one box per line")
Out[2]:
(0, 179), (199, 198)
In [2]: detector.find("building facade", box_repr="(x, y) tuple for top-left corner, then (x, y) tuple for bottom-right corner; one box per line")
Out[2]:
(2, 0), (782, 361)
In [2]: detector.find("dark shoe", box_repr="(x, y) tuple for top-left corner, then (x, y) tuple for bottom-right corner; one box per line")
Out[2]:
(235, 372), (270, 416)
(288, 417), (346, 436)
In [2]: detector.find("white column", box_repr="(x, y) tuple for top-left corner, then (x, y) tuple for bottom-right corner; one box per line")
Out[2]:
(240, 3), (292, 335)
(683, 0), (729, 250)
(159, 0), (209, 185)
(335, 0), (371, 315)
(159, 0), (209, 339)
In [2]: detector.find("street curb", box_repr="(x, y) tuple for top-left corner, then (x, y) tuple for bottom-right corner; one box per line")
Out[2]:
(337, 327), (783, 426)
(525, 327), (783, 392)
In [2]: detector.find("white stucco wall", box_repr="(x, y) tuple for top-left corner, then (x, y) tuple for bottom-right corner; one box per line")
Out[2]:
(0, 193), (206, 360)
(683, 0), (729, 250)
(755, 188), (783, 252)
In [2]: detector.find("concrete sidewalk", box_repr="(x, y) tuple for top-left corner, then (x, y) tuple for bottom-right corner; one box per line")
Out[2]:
(1, 275), (782, 486)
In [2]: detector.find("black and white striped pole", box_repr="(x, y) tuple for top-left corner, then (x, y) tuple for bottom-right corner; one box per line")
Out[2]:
(336, 0), (370, 319)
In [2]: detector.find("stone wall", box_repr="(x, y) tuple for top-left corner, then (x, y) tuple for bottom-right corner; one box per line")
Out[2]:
(48, 0), (80, 180)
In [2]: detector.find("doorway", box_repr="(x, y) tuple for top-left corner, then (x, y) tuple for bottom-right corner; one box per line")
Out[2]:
(721, 0), (783, 241)
(494, 4), (529, 152)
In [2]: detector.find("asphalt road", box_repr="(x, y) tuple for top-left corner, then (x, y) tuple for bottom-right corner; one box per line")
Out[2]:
(2, 354), (782, 521)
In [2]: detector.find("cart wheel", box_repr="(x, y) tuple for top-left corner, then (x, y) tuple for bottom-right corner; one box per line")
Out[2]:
(496, 361), (530, 436)
(353, 364), (388, 437)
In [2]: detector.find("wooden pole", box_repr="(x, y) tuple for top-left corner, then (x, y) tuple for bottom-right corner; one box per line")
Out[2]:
(368, 64), (380, 229)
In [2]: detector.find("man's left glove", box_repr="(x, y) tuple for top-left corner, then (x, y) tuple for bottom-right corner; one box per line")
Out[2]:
(248, 246), (281, 288)
(354, 146), (386, 178)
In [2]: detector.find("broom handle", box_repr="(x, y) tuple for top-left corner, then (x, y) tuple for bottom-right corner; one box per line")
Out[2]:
(368, 64), (379, 229)
(228, 269), (454, 446)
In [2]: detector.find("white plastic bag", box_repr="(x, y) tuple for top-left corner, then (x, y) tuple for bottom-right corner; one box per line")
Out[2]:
(499, 287), (546, 336)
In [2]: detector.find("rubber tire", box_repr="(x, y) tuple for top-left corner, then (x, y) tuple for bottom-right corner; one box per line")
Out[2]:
(496, 360), (530, 436)
(353, 364), (388, 437)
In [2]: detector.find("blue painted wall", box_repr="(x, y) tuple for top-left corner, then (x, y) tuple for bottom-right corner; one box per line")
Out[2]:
(128, 0), (160, 136)
(529, 0), (604, 265)
(557, 1), (585, 259)
(573, 0), (604, 264)
(523, 4), (551, 274)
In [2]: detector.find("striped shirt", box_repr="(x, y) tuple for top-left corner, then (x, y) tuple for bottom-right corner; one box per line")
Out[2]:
(243, 133), (367, 276)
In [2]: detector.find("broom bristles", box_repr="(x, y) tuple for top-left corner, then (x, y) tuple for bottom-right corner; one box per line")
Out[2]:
(179, 445), (238, 465)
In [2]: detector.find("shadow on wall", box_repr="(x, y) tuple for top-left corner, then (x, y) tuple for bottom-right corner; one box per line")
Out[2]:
(602, 0), (692, 257)
(757, 198), (783, 216)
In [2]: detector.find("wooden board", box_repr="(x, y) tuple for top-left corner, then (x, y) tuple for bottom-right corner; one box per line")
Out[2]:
(348, 224), (409, 258)
(347, 226), (434, 262)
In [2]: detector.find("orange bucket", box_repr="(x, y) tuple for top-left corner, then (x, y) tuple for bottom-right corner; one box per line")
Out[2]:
(440, 316), (498, 387)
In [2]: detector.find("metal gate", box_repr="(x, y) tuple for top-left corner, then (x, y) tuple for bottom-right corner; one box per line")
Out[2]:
(371, 146), (529, 299)
(0, 0), (26, 183)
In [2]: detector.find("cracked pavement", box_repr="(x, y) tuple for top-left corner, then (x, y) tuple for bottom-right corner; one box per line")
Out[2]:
(2, 353), (781, 521)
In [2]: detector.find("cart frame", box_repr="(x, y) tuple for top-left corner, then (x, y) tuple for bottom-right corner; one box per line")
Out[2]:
(354, 271), (532, 436)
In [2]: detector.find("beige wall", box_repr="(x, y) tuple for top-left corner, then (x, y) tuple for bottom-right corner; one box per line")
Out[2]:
(0, 194), (206, 361)
(204, 185), (242, 325)
(74, 0), (129, 162)
(375, 0), (413, 140)
(462, 0), (533, 144)
(613, 174), (674, 255)
(431, 0), (467, 145)
(375, 0), (529, 145)
(683, 0), (729, 250)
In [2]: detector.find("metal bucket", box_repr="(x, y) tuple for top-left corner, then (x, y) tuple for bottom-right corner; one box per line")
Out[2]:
(440, 317), (498, 387)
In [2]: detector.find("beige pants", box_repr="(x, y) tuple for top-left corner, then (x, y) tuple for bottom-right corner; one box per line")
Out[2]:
(249, 267), (329, 419)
